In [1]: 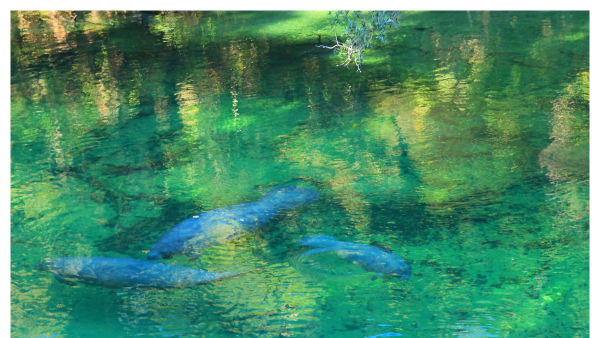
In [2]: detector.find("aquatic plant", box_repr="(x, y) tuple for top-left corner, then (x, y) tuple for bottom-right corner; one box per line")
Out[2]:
(318, 11), (401, 72)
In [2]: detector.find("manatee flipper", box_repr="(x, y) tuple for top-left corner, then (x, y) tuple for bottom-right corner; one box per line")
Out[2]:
(371, 273), (384, 281)
(53, 273), (77, 286)
(298, 248), (335, 259)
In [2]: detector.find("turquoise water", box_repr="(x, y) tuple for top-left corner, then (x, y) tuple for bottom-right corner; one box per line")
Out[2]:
(11, 11), (589, 337)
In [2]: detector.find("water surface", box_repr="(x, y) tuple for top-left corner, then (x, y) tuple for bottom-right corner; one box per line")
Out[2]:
(11, 11), (589, 338)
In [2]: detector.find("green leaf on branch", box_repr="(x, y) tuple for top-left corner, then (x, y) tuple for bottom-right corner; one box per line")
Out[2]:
(318, 11), (401, 72)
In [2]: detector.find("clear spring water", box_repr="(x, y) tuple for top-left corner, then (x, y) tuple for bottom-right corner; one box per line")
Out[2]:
(11, 11), (589, 338)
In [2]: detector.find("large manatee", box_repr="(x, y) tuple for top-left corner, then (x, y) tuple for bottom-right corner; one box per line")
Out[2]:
(35, 257), (252, 288)
(298, 235), (412, 281)
(148, 186), (319, 260)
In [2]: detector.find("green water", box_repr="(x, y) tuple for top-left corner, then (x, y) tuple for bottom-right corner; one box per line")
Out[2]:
(10, 11), (589, 338)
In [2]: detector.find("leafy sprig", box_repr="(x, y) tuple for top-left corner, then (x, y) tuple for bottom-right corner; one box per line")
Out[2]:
(317, 11), (401, 72)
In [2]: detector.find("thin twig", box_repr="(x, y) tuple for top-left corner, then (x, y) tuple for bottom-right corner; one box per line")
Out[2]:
(316, 44), (341, 49)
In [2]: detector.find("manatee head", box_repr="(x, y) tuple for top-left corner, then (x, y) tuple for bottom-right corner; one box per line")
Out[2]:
(34, 258), (54, 271)
(397, 274), (410, 281)
(392, 263), (412, 281)
(147, 238), (170, 260)
(34, 258), (68, 273)
(147, 246), (174, 260)
(147, 250), (164, 260)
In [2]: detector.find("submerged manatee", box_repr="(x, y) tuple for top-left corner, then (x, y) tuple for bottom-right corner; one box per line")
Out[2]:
(298, 235), (412, 281)
(148, 186), (319, 260)
(35, 257), (252, 288)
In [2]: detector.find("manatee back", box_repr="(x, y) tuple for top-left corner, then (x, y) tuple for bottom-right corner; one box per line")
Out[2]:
(259, 186), (319, 209)
(35, 257), (258, 288)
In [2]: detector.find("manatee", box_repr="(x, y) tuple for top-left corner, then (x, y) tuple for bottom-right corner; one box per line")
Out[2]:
(148, 186), (319, 260)
(298, 235), (412, 281)
(35, 257), (253, 288)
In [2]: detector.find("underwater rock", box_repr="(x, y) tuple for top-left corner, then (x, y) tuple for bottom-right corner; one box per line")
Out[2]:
(298, 235), (412, 281)
(148, 186), (319, 260)
(35, 257), (251, 288)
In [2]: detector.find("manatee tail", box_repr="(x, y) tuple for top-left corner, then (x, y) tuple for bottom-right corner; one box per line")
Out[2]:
(298, 235), (340, 247)
(259, 186), (319, 209)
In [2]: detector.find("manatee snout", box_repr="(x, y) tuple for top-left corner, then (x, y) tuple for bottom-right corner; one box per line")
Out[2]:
(389, 273), (410, 281)
(393, 267), (412, 281)
(147, 251), (163, 260)
(34, 259), (50, 271)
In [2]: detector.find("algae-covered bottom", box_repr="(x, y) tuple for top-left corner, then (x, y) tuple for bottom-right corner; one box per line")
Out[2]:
(11, 10), (588, 338)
